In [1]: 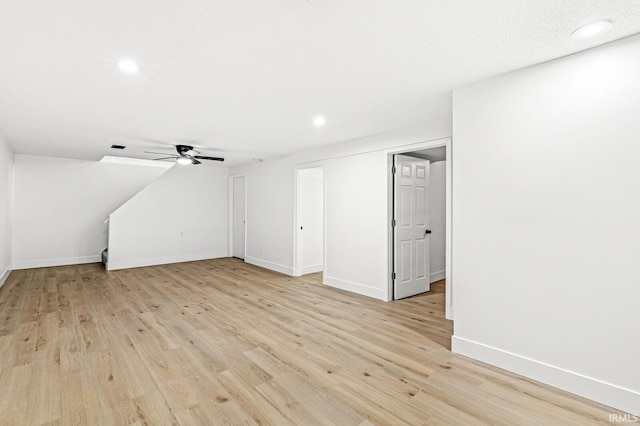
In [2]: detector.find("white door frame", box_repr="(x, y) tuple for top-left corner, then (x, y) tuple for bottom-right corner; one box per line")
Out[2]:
(228, 174), (247, 260)
(388, 138), (453, 320)
(293, 163), (325, 277)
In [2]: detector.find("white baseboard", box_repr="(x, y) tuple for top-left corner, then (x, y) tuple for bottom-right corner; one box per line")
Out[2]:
(107, 250), (228, 271)
(323, 275), (386, 301)
(245, 256), (294, 276)
(0, 268), (11, 289)
(430, 269), (445, 283)
(301, 264), (323, 275)
(12, 255), (101, 270)
(446, 307), (454, 321)
(452, 336), (640, 416)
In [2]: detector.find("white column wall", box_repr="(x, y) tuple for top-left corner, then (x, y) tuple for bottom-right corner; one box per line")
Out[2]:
(452, 35), (640, 414)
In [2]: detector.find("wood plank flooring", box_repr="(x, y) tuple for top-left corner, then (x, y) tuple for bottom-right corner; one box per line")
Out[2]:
(0, 258), (626, 425)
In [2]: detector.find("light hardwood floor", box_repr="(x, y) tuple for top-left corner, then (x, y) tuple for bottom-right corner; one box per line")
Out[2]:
(0, 258), (626, 425)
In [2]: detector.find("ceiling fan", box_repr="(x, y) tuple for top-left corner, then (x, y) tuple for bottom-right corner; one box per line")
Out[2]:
(145, 144), (224, 165)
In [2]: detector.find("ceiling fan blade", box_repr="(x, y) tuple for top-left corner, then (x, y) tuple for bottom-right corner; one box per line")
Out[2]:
(192, 158), (202, 165)
(193, 155), (225, 161)
(144, 151), (176, 156)
(152, 157), (179, 161)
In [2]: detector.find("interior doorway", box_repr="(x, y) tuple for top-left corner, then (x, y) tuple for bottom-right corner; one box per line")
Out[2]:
(231, 175), (246, 260)
(294, 166), (324, 276)
(389, 140), (452, 319)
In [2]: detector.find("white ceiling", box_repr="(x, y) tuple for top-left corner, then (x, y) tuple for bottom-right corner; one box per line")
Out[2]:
(407, 147), (446, 163)
(0, 1), (638, 166)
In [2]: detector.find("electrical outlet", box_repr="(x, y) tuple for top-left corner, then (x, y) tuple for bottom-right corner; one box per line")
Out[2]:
(260, 247), (264, 254)
(180, 231), (184, 237)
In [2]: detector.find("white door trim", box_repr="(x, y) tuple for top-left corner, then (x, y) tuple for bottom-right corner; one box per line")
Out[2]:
(229, 174), (247, 260)
(387, 137), (453, 320)
(293, 163), (325, 277)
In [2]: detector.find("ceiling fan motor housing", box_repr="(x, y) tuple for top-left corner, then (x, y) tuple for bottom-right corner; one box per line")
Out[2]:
(176, 144), (194, 155)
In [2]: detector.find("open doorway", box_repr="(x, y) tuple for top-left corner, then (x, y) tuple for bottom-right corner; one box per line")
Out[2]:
(294, 166), (324, 276)
(230, 174), (246, 260)
(389, 139), (452, 320)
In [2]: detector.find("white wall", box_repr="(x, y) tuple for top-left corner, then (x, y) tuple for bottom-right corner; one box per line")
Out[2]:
(107, 163), (228, 270)
(323, 151), (390, 299)
(230, 93), (452, 299)
(237, 159), (295, 275)
(452, 35), (640, 415)
(429, 161), (446, 282)
(0, 133), (13, 287)
(298, 167), (323, 275)
(12, 154), (167, 269)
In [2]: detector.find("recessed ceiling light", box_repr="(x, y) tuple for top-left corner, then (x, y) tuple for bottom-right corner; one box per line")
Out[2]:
(313, 116), (326, 127)
(118, 59), (141, 73)
(571, 20), (612, 40)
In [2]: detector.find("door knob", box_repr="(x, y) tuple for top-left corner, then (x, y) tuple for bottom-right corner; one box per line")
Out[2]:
(425, 229), (432, 235)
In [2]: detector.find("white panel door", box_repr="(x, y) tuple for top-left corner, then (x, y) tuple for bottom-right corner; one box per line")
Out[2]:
(299, 168), (324, 275)
(232, 176), (246, 259)
(394, 155), (431, 299)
